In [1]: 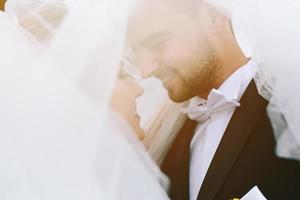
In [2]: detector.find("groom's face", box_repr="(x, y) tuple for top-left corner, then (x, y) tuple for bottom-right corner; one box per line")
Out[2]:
(127, 0), (219, 102)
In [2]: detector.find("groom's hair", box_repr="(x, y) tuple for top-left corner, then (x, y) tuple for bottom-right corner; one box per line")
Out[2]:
(158, 0), (223, 21)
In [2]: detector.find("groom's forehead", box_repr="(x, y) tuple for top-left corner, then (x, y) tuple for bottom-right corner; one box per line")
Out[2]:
(128, 0), (205, 32)
(127, 0), (201, 42)
(127, 1), (178, 47)
(126, 0), (223, 52)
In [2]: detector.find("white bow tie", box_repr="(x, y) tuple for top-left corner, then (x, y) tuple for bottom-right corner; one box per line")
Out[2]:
(181, 89), (240, 123)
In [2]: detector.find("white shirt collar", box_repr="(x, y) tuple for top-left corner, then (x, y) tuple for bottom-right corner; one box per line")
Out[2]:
(218, 58), (254, 102)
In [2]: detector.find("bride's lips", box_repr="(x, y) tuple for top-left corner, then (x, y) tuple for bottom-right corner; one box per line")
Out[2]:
(134, 114), (141, 121)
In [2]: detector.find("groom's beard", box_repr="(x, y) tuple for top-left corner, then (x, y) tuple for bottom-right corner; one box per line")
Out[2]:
(154, 54), (219, 102)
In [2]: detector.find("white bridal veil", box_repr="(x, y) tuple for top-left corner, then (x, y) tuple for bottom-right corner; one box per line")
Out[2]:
(0, 0), (169, 199)
(1, 0), (300, 198)
(207, 0), (300, 160)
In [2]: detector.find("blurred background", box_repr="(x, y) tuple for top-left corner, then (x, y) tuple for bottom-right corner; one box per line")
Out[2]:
(0, 0), (5, 10)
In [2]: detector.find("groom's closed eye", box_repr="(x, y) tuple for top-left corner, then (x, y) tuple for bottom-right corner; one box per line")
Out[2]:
(136, 31), (171, 50)
(146, 36), (169, 50)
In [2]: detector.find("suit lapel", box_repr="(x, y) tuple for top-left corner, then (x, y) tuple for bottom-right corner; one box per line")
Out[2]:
(161, 119), (198, 200)
(197, 80), (268, 200)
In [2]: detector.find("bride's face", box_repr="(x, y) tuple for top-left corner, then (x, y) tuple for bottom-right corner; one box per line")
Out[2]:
(111, 71), (145, 139)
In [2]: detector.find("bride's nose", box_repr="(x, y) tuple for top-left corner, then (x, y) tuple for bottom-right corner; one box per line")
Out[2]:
(135, 52), (159, 78)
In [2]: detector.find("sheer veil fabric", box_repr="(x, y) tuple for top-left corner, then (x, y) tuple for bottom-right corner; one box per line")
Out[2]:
(207, 0), (300, 160)
(139, 78), (187, 165)
(1, 0), (300, 198)
(0, 0), (169, 199)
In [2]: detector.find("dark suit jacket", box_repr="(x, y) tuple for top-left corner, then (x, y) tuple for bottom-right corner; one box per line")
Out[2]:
(161, 81), (300, 200)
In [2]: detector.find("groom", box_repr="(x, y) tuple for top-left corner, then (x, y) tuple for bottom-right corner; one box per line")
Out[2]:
(127, 0), (300, 199)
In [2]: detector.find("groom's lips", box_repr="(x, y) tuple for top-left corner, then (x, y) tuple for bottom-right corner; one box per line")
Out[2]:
(154, 68), (176, 88)
(161, 73), (175, 88)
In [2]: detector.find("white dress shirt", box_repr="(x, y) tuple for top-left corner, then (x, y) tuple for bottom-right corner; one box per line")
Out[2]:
(188, 60), (255, 200)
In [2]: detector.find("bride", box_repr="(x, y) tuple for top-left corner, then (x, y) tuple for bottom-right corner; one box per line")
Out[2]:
(0, 0), (172, 199)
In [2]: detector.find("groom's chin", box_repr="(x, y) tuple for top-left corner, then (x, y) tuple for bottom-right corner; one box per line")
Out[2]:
(167, 89), (192, 103)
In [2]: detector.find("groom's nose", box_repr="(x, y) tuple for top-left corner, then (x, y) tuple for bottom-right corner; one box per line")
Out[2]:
(135, 53), (159, 78)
